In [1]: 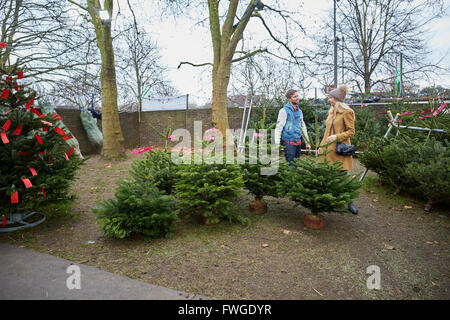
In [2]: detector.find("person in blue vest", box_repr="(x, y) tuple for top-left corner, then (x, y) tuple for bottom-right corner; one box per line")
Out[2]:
(274, 89), (310, 164)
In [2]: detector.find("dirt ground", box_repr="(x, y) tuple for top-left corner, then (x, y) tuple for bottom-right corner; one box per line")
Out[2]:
(1, 153), (449, 300)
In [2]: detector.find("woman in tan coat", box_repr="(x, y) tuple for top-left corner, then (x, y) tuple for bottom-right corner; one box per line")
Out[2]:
(318, 84), (358, 214)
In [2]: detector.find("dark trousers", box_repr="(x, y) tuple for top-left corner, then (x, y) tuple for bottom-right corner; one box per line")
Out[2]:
(283, 142), (302, 165)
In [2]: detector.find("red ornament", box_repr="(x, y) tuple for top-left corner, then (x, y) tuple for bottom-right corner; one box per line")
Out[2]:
(1, 89), (10, 99)
(11, 191), (18, 204)
(13, 125), (23, 135)
(43, 127), (48, 132)
(25, 98), (35, 109)
(62, 134), (73, 141)
(30, 107), (42, 117)
(34, 134), (43, 145)
(54, 127), (65, 135)
(29, 167), (37, 176)
(2, 119), (11, 131)
(1, 131), (9, 144)
(21, 178), (32, 189)
(0, 42), (6, 49)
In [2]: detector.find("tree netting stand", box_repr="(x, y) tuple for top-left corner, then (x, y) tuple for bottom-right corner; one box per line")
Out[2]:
(0, 212), (46, 233)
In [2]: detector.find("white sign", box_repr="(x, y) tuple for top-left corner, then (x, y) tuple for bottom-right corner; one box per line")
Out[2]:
(141, 94), (187, 111)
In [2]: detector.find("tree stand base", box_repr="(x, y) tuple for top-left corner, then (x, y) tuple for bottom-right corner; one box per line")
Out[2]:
(0, 212), (46, 233)
(249, 197), (267, 214)
(303, 214), (324, 230)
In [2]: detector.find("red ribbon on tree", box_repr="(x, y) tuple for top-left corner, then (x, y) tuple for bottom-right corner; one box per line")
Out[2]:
(68, 148), (74, 156)
(54, 127), (65, 135)
(34, 134), (43, 145)
(41, 186), (46, 197)
(11, 191), (18, 203)
(21, 178), (32, 189)
(2, 119), (11, 131)
(1, 89), (10, 99)
(13, 125), (23, 135)
(29, 167), (37, 176)
(64, 153), (69, 160)
(1, 131), (9, 144)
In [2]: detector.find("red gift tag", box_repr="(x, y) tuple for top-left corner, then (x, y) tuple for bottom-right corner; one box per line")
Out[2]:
(54, 127), (65, 135)
(25, 98), (35, 109)
(1, 89), (10, 99)
(29, 167), (37, 176)
(35, 134), (43, 145)
(11, 191), (18, 204)
(13, 125), (23, 135)
(0, 42), (6, 49)
(22, 178), (32, 189)
(2, 119), (11, 131)
(62, 134), (73, 141)
(68, 148), (74, 156)
(41, 186), (46, 197)
(17, 71), (23, 79)
(30, 107), (42, 117)
(1, 131), (9, 144)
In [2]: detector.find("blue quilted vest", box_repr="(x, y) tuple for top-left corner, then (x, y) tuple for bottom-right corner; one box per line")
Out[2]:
(281, 102), (303, 142)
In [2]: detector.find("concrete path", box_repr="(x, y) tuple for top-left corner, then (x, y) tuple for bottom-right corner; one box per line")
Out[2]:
(0, 243), (207, 300)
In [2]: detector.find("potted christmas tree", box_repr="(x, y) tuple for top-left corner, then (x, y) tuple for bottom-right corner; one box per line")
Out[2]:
(278, 158), (361, 229)
(277, 113), (362, 229)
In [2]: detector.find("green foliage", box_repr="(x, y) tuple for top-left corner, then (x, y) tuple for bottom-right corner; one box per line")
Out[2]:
(277, 158), (362, 215)
(174, 159), (248, 225)
(0, 65), (83, 217)
(359, 135), (450, 207)
(93, 153), (178, 239)
(131, 149), (178, 195)
(352, 107), (383, 150)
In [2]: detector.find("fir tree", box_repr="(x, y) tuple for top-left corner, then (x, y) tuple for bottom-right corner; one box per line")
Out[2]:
(278, 158), (362, 215)
(93, 149), (178, 239)
(0, 64), (82, 225)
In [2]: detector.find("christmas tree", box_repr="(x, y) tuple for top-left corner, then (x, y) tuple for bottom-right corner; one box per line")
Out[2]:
(93, 148), (179, 239)
(0, 62), (82, 229)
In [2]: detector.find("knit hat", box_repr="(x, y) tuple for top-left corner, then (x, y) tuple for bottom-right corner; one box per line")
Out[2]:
(329, 85), (349, 102)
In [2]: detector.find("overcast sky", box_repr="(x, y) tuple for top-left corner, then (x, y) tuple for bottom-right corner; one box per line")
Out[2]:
(114, 0), (450, 103)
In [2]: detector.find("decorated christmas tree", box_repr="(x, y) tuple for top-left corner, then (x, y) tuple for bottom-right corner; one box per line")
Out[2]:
(0, 62), (82, 230)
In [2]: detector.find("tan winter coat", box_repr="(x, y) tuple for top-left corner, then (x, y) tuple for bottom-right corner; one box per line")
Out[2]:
(318, 108), (356, 171)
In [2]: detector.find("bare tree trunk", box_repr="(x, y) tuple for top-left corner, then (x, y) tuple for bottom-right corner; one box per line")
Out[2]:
(212, 63), (232, 133)
(86, 0), (125, 159)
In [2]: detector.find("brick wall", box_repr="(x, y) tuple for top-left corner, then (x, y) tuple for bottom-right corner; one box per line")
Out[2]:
(56, 107), (248, 155)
